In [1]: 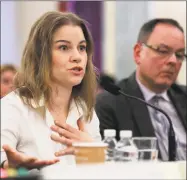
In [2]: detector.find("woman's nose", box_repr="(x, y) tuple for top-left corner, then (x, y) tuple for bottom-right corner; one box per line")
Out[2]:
(69, 49), (82, 63)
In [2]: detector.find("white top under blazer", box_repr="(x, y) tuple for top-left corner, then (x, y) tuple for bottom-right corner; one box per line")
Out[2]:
(1, 91), (101, 166)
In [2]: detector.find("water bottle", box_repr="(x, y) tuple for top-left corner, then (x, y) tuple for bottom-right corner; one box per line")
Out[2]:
(114, 130), (138, 162)
(103, 129), (117, 161)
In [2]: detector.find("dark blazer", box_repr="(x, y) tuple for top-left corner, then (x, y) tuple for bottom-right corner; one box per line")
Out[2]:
(95, 72), (187, 141)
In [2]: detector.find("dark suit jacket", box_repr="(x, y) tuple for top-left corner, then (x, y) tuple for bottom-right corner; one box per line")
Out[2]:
(95, 73), (187, 142)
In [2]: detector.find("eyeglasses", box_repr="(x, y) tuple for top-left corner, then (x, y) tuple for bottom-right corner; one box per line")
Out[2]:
(142, 43), (186, 62)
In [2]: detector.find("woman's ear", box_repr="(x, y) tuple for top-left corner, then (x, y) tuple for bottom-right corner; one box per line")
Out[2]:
(133, 43), (142, 65)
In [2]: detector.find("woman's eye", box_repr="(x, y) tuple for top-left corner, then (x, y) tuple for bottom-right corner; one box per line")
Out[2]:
(79, 45), (87, 51)
(59, 45), (68, 51)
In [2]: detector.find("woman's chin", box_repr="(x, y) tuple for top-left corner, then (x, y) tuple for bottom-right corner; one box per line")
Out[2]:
(70, 79), (83, 87)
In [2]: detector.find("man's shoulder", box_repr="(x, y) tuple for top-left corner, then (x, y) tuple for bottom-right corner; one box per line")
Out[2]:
(96, 90), (114, 102)
(117, 77), (131, 88)
(1, 91), (22, 104)
(170, 83), (187, 96)
(96, 76), (133, 104)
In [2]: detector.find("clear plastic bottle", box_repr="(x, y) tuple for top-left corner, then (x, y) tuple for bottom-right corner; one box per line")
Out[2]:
(114, 130), (138, 162)
(103, 129), (117, 161)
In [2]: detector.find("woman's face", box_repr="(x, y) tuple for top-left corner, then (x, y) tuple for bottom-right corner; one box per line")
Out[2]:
(1, 70), (16, 98)
(51, 24), (88, 88)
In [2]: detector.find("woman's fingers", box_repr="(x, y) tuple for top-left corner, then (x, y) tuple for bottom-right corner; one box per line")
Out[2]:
(21, 157), (59, 169)
(51, 134), (73, 146)
(50, 125), (77, 140)
(77, 119), (85, 131)
(2, 144), (24, 167)
(2, 144), (59, 169)
(2, 144), (16, 153)
(54, 121), (78, 134)
(18, 157), (59, 170)
(22, 156), (38, 164)
(30, 159), (59, 167)
(55, 147), (75, 157)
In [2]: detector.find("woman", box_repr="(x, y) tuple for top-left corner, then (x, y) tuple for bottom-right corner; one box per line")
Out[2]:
(1, 64), (17, 98)
(1, 11), (101, 170)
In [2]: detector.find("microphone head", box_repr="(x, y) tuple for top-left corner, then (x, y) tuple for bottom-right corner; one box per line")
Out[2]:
(99, 77), (120, 95)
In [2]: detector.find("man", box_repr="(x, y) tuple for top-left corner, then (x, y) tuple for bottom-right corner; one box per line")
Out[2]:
(1, 64), (17, 98)
(96, 18), (186, 161)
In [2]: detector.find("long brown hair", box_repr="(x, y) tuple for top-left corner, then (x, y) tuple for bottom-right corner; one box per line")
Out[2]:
(14, 11), (97, 121)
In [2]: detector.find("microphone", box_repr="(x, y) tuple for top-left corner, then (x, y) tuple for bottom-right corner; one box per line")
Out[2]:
(100, 79), (176, 161)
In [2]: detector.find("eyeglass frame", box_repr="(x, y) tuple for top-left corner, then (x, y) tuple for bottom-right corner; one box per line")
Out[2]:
(141, 43), (186, 62)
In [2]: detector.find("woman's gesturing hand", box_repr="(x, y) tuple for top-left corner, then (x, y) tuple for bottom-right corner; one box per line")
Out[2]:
(51, 119), (93, 156)
(2, 144), (59, 169)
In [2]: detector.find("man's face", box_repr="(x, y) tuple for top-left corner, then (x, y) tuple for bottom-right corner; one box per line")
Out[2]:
(1, 70), (16, 98)
(134, 23), (185, 92)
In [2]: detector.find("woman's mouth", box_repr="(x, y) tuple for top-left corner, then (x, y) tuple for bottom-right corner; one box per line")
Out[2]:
(68, 66), (84, 75)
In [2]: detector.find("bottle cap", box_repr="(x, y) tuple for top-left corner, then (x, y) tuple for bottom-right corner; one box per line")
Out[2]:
(7, 168), (17, 177)
(0, 168), (8, 178)
(104, 129), (116, 137)
(17, 167), (29, 176)
(120, 130), (132, 138)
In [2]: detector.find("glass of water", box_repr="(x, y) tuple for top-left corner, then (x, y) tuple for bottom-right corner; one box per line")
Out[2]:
(132, 137), (158, 161)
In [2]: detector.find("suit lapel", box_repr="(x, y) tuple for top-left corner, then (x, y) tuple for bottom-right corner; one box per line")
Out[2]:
(27, 107), (57, 160)
(121, 73), (155, 137)
(168, 88), (187, 131)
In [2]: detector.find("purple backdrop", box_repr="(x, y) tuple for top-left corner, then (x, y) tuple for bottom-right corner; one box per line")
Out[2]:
(67, 1), (103, 72)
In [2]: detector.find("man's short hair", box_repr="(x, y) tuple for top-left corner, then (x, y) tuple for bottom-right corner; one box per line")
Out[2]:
(137, 18), (184, 43)
(1, 64), (17, 75)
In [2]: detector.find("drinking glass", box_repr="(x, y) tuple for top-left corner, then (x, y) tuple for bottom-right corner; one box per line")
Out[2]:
(132, 137), (158, 161)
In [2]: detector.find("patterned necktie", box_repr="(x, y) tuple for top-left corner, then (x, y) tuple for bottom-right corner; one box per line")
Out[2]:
(150, 95), (176, 161)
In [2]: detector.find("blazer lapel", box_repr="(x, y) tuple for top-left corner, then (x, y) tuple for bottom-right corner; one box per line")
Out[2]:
(26, 107), (57, 160)
(168, 88), (187, 131)
(121, 73), (155, 137)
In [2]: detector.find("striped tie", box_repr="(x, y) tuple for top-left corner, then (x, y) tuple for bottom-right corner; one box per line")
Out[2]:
(150, 96), (170, 161)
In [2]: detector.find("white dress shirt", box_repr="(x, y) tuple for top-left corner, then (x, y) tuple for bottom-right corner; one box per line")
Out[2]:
(1, 91), (101, 166)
